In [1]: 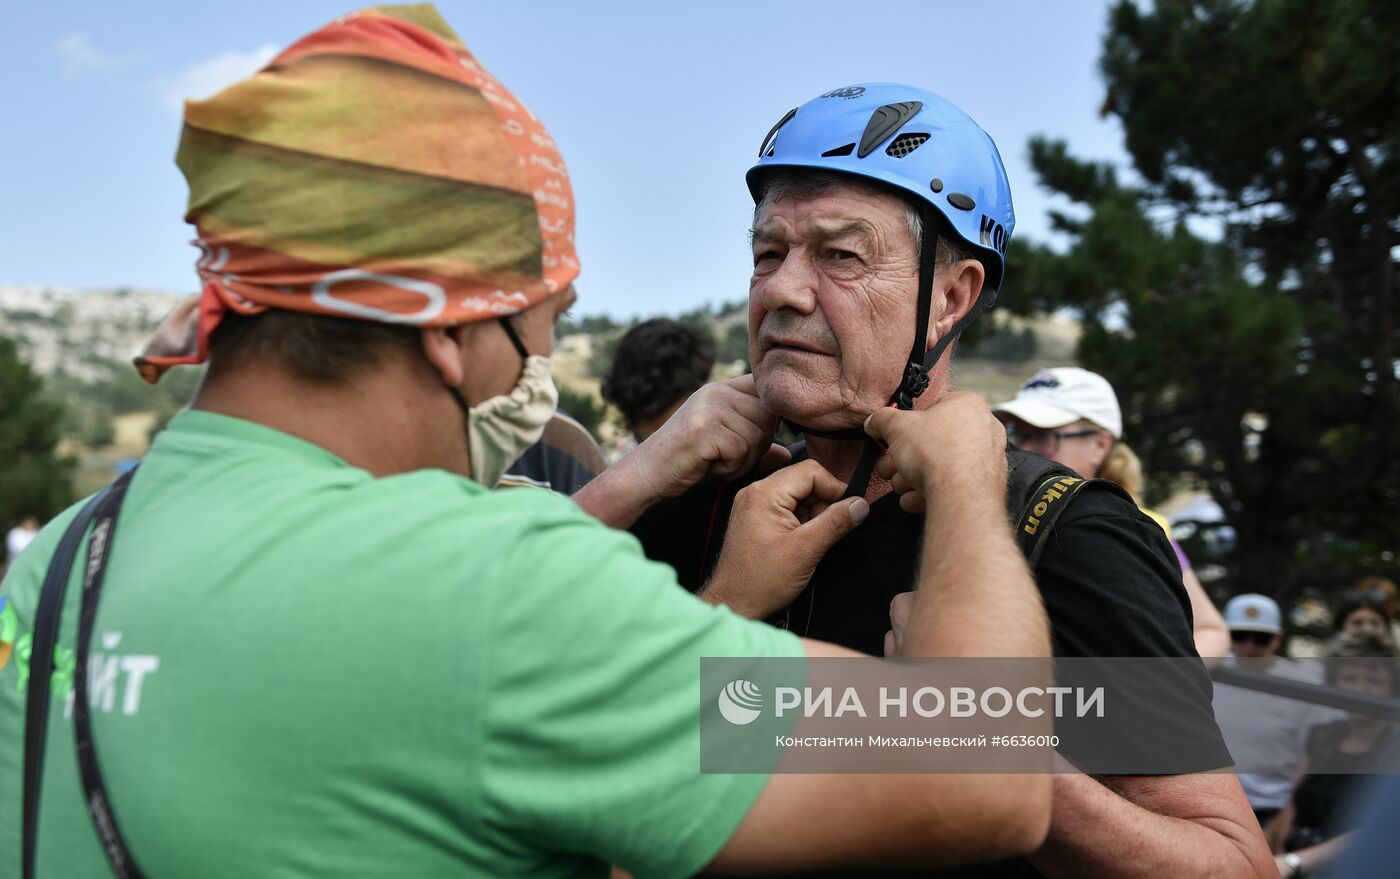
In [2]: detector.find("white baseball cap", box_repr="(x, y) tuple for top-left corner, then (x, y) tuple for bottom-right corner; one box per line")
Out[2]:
(992, 367), (1123, 438)
(1223, 594), (1283, 634)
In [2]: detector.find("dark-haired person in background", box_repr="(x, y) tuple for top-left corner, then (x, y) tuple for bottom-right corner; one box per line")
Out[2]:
(1351, 575), (1400, 645)
(1333, 589), (1393, 642)
(601, 318), (715, 442)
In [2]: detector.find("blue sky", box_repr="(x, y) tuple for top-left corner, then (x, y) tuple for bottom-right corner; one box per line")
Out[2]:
(0, 1), (1129, 318)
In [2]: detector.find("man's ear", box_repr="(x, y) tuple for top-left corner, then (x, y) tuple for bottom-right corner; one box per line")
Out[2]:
(421, 326), (466, 387)
(929, 258), (986, 343)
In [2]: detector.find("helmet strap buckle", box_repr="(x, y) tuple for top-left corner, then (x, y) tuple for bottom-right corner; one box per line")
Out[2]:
(894, 361), (930, 410)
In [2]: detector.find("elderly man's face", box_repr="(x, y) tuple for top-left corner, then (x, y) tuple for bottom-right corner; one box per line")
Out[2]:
(748, 184), (920, 429)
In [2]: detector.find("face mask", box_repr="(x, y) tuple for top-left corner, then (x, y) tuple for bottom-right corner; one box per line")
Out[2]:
(466, 353), (558, 488)
(447, 317), (559, 488)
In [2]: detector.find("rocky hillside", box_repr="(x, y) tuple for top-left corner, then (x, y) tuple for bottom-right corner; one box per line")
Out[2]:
(0, 284), (187, 382)
(2, 284), (1080, 472)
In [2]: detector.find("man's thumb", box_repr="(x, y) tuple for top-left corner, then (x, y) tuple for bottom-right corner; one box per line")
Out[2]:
(864, 407), (899, 443)
(801, 497), (869, 549)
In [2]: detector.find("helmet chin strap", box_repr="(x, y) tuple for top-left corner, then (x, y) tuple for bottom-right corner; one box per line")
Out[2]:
(781, 206), (993, 500)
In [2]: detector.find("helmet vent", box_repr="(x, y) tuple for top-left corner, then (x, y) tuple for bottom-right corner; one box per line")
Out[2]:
(858, 101), (923, 157)
(885, 133), (929, 158)
(758, 107), (798, 158)
(821, 143), (856, 157)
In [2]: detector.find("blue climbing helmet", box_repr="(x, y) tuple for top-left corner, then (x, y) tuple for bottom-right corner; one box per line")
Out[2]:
(748, 83), (1017, 495)
(748, 82), (1014, 297)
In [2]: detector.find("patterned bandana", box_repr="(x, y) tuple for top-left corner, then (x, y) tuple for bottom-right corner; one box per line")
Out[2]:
(136, 4), (578, 383)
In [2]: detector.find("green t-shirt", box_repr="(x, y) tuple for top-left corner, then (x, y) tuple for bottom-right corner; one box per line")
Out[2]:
(0, 411), (801, 878)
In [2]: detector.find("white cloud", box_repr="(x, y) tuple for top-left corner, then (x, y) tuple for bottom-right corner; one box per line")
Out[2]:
(58, 33), (118, 77)
(163, 45), (278, 112)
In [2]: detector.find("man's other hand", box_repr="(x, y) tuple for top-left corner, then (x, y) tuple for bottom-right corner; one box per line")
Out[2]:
(866, 392), (1008, 513)
(702, 460), (868, 619)
(634, 375), (789, 501)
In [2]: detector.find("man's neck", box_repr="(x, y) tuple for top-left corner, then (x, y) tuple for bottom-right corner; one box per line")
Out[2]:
(798, 370), (952, 504)
(191, 359), (468, 479)
(802, 436), (894, 503)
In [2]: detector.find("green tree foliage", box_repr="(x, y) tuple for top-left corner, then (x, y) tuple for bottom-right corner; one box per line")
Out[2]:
(0, 336), (75, 536)
(81, 401), (117, 447)
(959, 318), (1038, 362)
(1010, 0), (1398, 598)
(50, 359), (204, 448)
(716, 323), (752, 369)
(558, 313), (622, 338)
(586, 328), (628, 380)
(555, 386), (607, 442)
(96, 359), (203, 416)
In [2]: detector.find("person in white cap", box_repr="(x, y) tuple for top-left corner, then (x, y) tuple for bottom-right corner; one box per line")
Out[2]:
(993, 367), (1123, 480)
(1211, 594), (1342, 828)
(995, 367), (1231, 658)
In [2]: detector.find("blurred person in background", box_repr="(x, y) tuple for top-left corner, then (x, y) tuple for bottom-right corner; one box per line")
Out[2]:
(1212, 594), (1343, 827)
(4, 515), (39, 567)
(1270, 633), (1399, 878)
(1332, 588), (1393, 642)
(995, 367), (1230, 657)
(1352, 577), (1397, 618)
(1353, 576), (1400, 645)
(601, 318), (715, 443)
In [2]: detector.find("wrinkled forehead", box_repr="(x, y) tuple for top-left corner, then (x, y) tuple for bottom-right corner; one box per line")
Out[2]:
(751, 174), (916, 243)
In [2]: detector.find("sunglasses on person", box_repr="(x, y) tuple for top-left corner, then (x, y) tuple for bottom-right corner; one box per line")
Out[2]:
(1341, 589), (1390, 614)
(1230, 630), (1275, 646)
(1004, 425), (1100, 455)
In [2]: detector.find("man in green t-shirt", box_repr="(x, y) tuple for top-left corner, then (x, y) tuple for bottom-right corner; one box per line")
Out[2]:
(0, 6), (1054, 877)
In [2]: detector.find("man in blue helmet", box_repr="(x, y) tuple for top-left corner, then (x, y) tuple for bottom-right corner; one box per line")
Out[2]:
(577, 83), (1273, 877)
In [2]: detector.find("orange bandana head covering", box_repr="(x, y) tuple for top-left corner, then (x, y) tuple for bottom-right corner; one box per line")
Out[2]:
(136, 4), (578, 383)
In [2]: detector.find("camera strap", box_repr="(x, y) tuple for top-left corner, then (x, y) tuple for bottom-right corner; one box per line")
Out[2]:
(23, 468), (146, 878)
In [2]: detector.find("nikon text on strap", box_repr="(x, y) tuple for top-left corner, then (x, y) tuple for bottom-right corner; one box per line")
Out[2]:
(1014, 472), (1093, 568)
(1003, 447), (1136, 568)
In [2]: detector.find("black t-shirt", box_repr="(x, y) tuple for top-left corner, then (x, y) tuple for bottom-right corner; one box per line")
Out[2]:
(630, 448), (1233, 878)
